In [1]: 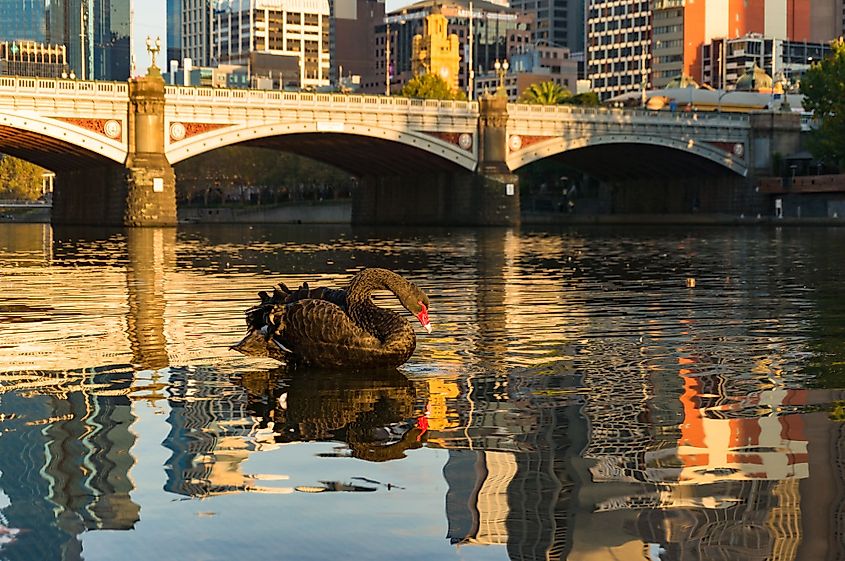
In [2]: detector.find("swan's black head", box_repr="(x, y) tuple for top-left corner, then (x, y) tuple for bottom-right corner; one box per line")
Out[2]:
(402, 284), (432, 334)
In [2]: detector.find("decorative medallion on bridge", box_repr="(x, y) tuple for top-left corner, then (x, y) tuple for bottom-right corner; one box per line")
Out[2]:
(104, 120), (122, 139)
(458, 133), (473, 150)
(53, 117), (123, 142)
(507, 135), (556, 152)
(421, 131), (473, 152)
(169, 122), (187, 141)
(704, 141), (745, 159)
(169, 122), (231, 142)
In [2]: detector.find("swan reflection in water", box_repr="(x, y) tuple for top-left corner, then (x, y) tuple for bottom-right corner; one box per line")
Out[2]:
(239, 367), (428, 492)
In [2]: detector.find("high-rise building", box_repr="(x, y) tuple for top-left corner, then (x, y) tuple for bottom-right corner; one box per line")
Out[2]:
(0, 0), (47, 42)
(166, 0), (182, 64)
(168, 0), (216, 68)
(214, 0), (331, 89)
(586, 0), (652, 100)
(651, 0), (683, 88)
(92, 0), (132, 80)
(331, 0), (384, 89)
(833, 0), (845, 37)
(651, 0), (843, 89)
(41, 0), (132, 81)
(508, 0), (583, 53)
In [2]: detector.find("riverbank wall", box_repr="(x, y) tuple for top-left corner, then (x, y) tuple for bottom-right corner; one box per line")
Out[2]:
(522, 211), (845, 226)
(6, 200), (845, 226)
(179, 200), (351, 224)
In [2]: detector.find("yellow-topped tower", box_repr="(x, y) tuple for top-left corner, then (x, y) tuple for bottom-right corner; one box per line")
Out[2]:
(411, 10), (461, 91)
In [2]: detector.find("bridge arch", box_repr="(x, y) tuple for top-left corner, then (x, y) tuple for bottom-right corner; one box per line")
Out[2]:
(507, 134), (747, 177)
(166, 121), (477, 174)
(0, 110), (126, 170)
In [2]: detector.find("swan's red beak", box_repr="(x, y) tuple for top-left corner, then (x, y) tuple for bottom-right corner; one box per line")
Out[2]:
(416, 302), (432, 334)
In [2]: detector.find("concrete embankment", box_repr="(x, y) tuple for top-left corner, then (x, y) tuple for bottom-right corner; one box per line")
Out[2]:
(6, 201), (845, 226)
(0, 207), (51, 223)
(179, 200), (351, 224)
(522, 212), (845, 226)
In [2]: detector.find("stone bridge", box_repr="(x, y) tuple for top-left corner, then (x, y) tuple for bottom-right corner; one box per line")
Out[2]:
(0, 72), (802, 226)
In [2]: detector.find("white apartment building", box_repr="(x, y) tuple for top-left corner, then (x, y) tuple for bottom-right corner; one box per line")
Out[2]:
(168, 0), (220, 67)
(213, 0), (330, 89)
(586, 0), (652, 100)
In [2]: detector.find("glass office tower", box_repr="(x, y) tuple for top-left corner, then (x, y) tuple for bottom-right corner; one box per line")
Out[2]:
(92, 0), (132, 80)
(0, 0), (47, 42)
(44, 0), (132, 80)
(166, 0), (181, 65)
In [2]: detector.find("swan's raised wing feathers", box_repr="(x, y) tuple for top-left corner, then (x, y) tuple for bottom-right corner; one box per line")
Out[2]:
(280, 299), (379, 350)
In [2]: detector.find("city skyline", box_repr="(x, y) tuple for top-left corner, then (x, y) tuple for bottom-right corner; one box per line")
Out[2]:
(133, 0), (413, 74)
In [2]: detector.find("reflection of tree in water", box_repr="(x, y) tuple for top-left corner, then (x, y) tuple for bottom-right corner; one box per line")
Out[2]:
(242, 367), (426, 463)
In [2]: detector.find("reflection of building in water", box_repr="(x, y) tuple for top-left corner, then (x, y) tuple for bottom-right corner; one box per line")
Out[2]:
(796, 412), (845, 561)
(578, 354), (657, 485)
(570, 367), (809, 561)
(629, 479), (801, 561)
(162, 367), (257, 497)
(650, 377), (808, 484)
(0, 367), (140, 559)
(43, 369), (140, 532)
(438, 228), (591, 560)
(442, 398), (583, 561)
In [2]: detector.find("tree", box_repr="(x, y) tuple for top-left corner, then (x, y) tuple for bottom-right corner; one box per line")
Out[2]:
(564, 92), (600, 107)
(399, 74), (467, 101)
(0, 155), (46, 200)
(518, 81), (572, 105)
(800, 38), (845, 170)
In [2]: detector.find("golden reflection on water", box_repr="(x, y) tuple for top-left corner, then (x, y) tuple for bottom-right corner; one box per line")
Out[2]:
(1, 223), (845, 561)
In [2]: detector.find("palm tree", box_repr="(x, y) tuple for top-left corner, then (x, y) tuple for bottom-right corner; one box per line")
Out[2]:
(518, 81), (572, 105)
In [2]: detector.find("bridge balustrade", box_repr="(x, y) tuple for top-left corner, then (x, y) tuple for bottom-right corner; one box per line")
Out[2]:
(0, 76), (128, 99)
(164, 86), (477, 115)
(508, 102), (750, 126)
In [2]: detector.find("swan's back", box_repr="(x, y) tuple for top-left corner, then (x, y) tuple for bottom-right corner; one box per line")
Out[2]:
(234, 269), (427, 368)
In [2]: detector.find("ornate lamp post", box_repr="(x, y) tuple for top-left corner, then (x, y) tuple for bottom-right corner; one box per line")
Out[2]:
(494, 58), (509, 96)
(145, 36), (162, 72)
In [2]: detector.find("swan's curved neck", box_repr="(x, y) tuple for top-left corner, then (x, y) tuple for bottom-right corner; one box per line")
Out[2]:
(346, 269), (413, 308)
(346, 269), (415, 343)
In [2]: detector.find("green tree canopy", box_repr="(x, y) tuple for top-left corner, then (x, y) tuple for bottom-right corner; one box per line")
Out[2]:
(399, 74), (467, 101)
(565, 92), (600, 107)
(0, 155), (46, 200)
(518, 81), (572, 105)
(800, 38), (845, 169)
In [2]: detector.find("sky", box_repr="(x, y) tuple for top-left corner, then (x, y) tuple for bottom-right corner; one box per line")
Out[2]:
(132, 0), (409, 72)
(133, 0), (167, 73)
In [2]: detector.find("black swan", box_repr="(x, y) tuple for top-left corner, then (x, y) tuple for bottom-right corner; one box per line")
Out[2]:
(232, 268), (432, 368)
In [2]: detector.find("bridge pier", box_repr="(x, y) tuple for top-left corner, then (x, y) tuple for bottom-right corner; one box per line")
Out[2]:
(351, 92), (520, 227)
(52, 69), (177, 227)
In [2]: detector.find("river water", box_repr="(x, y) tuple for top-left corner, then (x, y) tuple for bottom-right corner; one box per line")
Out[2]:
(1, 223), (844, 561)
